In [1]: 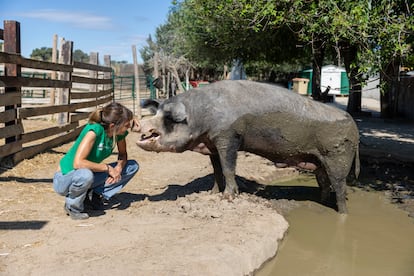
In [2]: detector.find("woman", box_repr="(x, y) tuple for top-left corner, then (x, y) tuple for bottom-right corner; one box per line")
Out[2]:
(53, 102), (139, 220)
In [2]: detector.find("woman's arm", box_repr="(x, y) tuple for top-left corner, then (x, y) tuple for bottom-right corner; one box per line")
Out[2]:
(73, 131), (108, 173)
(105, 138), (127, 185)
(115, 138), (128, 172)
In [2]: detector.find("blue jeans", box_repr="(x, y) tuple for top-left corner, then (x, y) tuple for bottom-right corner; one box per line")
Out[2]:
(53, 160), (139, 212)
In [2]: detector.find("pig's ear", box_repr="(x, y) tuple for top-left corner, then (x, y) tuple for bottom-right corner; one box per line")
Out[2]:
(164, 102), (187, 123)
(141, 99), (160, 114)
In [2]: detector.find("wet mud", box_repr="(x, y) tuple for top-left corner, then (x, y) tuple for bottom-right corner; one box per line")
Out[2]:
(256, 174), (414, 276)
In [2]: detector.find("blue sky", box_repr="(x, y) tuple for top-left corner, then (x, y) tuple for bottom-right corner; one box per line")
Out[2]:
(0, 0), (173, 63)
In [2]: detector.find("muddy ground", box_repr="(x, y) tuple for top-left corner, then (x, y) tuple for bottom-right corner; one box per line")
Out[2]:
(355, 117), (414, 217)
(1, 114), (414, 275)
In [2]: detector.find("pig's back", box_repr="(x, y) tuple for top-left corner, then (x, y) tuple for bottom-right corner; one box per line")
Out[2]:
(192, 80), (350, 123)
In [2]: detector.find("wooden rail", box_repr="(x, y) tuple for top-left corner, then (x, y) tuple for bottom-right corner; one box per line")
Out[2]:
(0, 20), (114, 166)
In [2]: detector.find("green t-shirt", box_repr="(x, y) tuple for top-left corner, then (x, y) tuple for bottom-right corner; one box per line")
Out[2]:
(60, 123), (128, 175)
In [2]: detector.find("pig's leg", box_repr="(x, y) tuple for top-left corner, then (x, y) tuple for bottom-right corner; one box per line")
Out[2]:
(209, 154), (225, 193)
(315, 167), (332, 204)
(322, 159), (349, 214)
(333, 178), (348, 214)
(215, 134), (240, 199)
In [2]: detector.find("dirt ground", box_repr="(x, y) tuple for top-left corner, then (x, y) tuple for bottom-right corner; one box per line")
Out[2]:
(0, 127), (296, 276)
(1, 106), (414, 275)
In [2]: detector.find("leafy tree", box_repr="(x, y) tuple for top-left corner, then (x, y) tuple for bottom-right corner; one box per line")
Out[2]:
(159, 0), (310, 82)
(140, 35), (159, 74)
(30, 47), (91, 63)
(173, 0), (301, 65)
(277, 0), (371, 108)
(73, 49), (89, 62)
(282, 0), (413, 114)
(143, 0), (413, 117)
(141, 10), (196, 93)
(370, 0), (413, 118)
(112, 60), (128, 64)
(30, 47), (53, 61)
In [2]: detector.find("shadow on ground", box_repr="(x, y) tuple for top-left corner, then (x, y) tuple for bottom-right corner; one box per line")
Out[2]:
(111, 173), (337, 213)
(0, 220), (48, 230)
(0, 176), (52, 183)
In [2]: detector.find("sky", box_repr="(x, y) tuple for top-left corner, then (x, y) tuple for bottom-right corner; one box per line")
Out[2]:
(0, 0), (173, 63)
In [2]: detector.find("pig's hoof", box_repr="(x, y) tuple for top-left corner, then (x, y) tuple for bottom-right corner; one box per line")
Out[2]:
(222, 192), (236, 202)
(210, 186), (220, 194)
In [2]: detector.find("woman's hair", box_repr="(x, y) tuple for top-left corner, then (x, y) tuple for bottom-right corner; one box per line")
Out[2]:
(89, 102), (133, 136)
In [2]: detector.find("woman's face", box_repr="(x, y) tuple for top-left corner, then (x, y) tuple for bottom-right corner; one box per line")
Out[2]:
(118, 120), (132, 134)
(109, 120), (132, 136)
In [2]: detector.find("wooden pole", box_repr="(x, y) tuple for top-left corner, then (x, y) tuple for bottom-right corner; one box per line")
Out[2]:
(3, 20), (21, 144)
(57, 39), (73, 125)
(132, 45), (141, 119)
(50, 34), (58, 106)
(89, 52), (98, 98)
(103, 54), (112, 100)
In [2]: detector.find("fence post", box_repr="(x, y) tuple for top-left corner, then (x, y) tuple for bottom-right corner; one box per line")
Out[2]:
(89, 52), (98, 101)
(132, 45), (142, 119)
(103, 54), (112, 98)
(50, 34), (58, 107)
(3, 20), (22, 144)
(57, 39), (73, 125)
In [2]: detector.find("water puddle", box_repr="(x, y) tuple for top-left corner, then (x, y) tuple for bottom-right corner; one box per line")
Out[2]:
(257, 175), (414, 276)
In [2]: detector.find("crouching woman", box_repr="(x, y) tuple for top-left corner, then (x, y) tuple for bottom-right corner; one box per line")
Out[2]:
(53, 102), (139, 220)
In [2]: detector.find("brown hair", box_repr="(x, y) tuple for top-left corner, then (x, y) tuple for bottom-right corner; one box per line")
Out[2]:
(89, 102), (133, 135)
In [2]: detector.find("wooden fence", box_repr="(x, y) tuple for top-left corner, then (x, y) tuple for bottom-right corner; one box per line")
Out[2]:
(0, 20), (113, 167)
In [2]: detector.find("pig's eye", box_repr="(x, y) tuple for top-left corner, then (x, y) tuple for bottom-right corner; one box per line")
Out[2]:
(164, 112), (187, 133)
(165, 111), (187, 124)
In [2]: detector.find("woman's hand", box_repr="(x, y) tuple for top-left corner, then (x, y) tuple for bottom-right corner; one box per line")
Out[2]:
(105, 165), (122, 185)
(105, 138), (127, 185)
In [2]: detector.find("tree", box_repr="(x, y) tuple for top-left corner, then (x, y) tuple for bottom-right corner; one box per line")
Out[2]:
(164, 0), (310, 82)
(112, 60), (128, 64)
(145, 0), (413, 117)
(284, 0), (413, 115)
(369, 0), (413, 118)
(29, 47), (93, 63)
(281, 0), (372, 110)
(173, 0), (301, 65)
(140, 35), (157, 74)
(30, 47), (53, 61)
(73, 49), (89, 62)
(141, 11), (195, 94)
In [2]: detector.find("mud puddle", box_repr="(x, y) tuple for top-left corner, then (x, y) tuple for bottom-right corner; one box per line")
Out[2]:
(257, 175), (414, 276)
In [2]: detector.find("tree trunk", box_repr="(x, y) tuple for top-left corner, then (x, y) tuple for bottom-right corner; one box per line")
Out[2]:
(380, 59), (400, 118)
(153, 51), (160, 99)
(170, 65), (183, 94)
(311, 40), (324, 100)
(341, 42), (362, 114)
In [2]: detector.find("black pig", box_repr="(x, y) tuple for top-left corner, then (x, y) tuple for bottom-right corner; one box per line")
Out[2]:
(135, 80), (359, 213)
